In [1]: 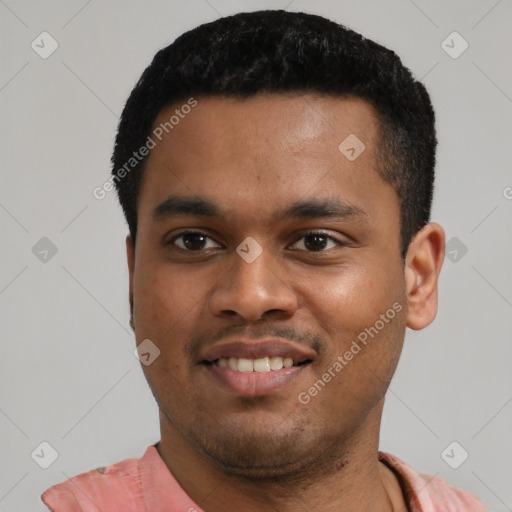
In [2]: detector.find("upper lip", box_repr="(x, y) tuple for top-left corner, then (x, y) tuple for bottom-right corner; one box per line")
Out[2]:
(199, 338), (317, 364)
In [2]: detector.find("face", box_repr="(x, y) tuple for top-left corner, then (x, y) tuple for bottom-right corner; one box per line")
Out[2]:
(128, 94), (411, 477)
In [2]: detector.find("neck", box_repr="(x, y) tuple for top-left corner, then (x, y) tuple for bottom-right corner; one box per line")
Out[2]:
(156, 400), (403, 512)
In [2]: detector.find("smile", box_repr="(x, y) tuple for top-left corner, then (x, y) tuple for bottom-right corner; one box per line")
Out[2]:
(202, 358), (313, 397)
(213, 356), (310, 372)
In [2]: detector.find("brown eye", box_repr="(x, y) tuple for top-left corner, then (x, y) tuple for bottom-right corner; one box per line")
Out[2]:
(290, 231), (344, 252)
(169, 231), (221, 251)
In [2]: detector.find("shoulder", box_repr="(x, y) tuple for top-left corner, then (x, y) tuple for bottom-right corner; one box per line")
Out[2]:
(378, 451), (489, 512)
(41, 449), (148, 512)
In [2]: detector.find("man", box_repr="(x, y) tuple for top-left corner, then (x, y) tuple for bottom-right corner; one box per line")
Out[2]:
(42, 9), (488, 512)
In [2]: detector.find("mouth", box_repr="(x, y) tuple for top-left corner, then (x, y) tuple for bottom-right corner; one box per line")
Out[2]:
(199, 339), (316, 397)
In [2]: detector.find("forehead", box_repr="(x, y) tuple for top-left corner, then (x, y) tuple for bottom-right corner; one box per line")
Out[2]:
(137, 94), (397, 230)
(151, 93), (381, 158)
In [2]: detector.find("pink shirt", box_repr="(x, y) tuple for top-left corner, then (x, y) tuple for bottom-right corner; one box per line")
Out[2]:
(41, 446), (488, 511)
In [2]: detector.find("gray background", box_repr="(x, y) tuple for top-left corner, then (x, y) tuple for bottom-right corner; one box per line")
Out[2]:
(1, 0), (511, 510)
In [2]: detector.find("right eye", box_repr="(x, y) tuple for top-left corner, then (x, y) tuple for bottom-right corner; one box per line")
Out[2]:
(167, 230), (223, 252)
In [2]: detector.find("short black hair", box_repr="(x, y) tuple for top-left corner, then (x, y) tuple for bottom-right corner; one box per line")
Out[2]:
(111, 9), (436, 259)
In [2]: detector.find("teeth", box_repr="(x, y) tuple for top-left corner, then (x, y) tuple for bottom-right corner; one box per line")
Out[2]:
(215, 356), (303, 372)
(269, 356), (284, 370)
(253, 357), (270, 373)
(237, 358), (254, 372)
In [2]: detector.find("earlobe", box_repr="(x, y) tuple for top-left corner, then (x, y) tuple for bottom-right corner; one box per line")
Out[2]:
(404, 223), (445, 331)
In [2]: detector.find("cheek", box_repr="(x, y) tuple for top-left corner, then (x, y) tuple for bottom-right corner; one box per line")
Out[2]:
(303, 263), (400, 345)
(307, 307), (406, 424)
(133, 264), (202, 402)
(134, 261), (199, 326)
(301, 263), (406, 401)
(132, 261), (211, 373)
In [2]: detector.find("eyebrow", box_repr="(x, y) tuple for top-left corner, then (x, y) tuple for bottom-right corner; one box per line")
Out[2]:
(152, 195), (368, 222)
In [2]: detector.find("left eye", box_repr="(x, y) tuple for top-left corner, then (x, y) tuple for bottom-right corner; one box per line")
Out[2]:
(289, 231), (343, 252)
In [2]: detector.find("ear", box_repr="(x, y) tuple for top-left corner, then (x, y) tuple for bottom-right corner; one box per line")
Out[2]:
(404, 222), (445, 330)
(126, 235), (135, 331)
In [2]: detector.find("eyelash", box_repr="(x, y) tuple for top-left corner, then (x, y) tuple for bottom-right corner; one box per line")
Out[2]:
(167, 230), (346, 252)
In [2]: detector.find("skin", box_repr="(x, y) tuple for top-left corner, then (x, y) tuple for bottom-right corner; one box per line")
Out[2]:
(126, 94), (445, 512)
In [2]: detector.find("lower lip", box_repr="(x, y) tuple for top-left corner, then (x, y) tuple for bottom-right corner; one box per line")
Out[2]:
(203, 363), (309, 397)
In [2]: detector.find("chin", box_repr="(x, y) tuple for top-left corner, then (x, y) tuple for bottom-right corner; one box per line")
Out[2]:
(187, 421), (344, 482)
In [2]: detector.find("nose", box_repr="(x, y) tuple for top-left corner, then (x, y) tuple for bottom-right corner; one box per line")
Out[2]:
(209, 243), (299, 322)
